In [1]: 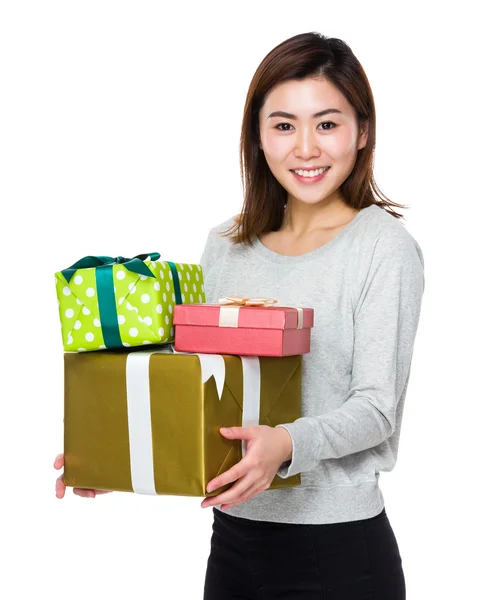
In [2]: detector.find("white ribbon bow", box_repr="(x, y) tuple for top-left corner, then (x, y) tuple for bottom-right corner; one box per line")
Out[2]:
(218, 296), (303, 329)
(219, 296), (278, 307)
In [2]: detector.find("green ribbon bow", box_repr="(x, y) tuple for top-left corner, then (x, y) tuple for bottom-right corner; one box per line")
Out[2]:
(61, 253), (177, 349)
(61, 253), (160, 284)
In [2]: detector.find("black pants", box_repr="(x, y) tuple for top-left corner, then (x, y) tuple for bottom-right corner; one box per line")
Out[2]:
(203, 507), (405, 599)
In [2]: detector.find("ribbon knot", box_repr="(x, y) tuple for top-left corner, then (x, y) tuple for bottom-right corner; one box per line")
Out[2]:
(61, 252), (161, 284)
(219, 296), (278, 307)
(217, 296), (305, 330)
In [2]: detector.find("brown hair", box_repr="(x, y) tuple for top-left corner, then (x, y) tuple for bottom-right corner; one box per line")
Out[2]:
(223, 32), (408, 246)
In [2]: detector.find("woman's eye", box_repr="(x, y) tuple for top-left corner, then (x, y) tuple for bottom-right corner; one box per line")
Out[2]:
(276, 123), (293, 131)
(275, 121), (337, 131)
(319, 121), (337, 131)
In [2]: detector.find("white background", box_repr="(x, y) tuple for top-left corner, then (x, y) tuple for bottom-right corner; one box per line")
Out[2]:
(1, 1), (487, 598)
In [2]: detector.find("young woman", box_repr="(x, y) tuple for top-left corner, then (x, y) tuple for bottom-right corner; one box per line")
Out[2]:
(198, 32), (424, 599)
(55, 31), (424, 599)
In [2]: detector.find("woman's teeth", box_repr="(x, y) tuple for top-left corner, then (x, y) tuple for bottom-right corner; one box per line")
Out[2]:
(292, 167), (329, 178)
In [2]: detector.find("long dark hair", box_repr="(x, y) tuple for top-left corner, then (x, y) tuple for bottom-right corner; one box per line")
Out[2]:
(223, 32), (408, 246)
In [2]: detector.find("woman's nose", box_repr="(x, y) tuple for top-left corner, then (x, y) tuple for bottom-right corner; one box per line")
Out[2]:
(294, 129), (320, 158)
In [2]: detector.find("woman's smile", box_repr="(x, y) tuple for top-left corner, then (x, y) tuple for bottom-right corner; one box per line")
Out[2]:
(290, 166), (331, 183)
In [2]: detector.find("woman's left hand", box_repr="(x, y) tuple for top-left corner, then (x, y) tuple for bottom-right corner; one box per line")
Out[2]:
(201, 425), (292, 510)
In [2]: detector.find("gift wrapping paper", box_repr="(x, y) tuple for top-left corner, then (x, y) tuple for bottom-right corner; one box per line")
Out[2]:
(63, 348), (302, 497)
(173, 302), (314, 356)
(55, 254), (205, 352)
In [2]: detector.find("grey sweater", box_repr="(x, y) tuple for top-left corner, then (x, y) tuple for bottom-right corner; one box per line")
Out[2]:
(200, 204), (425, 524)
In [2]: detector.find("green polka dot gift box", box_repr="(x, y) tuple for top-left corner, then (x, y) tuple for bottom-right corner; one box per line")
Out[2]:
(55, 253), (206, 352)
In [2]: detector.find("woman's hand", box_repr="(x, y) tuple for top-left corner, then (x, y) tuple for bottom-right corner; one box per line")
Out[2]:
(201, 425), (293, 510)
(54, 453), (112, 498)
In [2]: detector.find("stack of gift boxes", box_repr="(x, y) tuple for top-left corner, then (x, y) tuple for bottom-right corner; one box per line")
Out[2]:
(55, 253), (314, 499)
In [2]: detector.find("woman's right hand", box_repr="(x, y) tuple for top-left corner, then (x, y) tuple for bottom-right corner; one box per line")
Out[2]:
(54, 453), (112, 498)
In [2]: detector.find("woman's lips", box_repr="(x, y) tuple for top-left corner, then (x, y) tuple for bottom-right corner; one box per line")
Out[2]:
(290, 167), (330, 183)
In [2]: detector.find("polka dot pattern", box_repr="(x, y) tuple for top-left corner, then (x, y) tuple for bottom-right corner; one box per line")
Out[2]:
(55, 260), (205, 351)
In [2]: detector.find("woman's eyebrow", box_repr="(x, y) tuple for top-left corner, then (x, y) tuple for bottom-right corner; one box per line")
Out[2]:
(268, 108), (342, 120)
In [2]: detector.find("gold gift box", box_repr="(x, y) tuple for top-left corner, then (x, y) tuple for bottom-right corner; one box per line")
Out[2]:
(63, 349), (302, 497)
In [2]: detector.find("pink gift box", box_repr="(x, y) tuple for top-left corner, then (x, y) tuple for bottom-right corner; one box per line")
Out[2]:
(173, 303), (314, 357)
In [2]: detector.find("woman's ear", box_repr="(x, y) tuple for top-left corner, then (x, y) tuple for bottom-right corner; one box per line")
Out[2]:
(357, 120), (369, 150)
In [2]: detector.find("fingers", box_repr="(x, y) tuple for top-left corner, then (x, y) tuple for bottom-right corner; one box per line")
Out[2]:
(53, 454), (64, 470)
(202, 477), (252, 508)
(73, 488), (112, 498)
(54, 453), (112, 498)
(55, 474), (66, 499)
(206, 462), (244, 493)
(74, 488), (96, 498)
(54, 453), (66, 498)
(221, 481), (267, 510)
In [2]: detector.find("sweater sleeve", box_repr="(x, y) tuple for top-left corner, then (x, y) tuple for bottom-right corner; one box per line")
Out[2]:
(199, 227), (221, 281)
(199, 216), (237, 289)
(275, 229), (425, 478)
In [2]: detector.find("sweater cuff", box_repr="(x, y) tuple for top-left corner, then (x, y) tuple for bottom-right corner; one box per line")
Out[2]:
(275, 419), (320, 478)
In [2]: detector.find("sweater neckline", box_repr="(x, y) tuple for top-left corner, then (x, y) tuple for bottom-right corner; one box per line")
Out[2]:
(250, 204), (378, 264)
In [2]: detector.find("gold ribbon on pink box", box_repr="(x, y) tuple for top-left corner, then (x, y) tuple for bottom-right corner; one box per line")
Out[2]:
(218, 296), (304, 329)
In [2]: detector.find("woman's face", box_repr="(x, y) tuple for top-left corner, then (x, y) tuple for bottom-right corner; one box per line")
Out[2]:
(258, 77), (368, 207)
